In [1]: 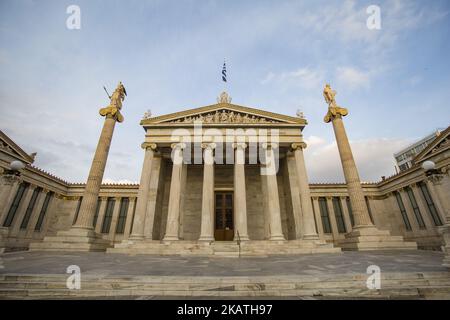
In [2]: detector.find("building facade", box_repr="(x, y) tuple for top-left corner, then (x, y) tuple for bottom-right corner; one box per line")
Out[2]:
(1, 88), (449, 258)
(394, 129), (443, 172)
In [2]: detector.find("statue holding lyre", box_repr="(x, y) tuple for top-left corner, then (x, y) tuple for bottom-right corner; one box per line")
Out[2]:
(99, 82), (127, 122)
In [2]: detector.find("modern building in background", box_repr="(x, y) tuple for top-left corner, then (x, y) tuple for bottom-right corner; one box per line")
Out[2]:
(394, 129), (444, 172)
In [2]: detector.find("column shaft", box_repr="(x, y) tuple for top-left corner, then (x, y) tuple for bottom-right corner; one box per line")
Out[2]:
(95, 197), (108, 233)
(73, 115), (117, 229)
(163, 144), (185, 241)
(292, 144), (319, 240)
(234, 143), (249, 241)
(0, 178), (21, 226)
(144, 156), (163, 240)
(331, 117), (372, 227)
(262, 145), (285, 240)
(123, 197), (136, 239)
(199, 144), (215, 241)
(130, 144), (156, 240)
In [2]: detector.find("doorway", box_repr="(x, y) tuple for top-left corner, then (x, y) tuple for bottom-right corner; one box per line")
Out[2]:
(214, 192), (234, 241)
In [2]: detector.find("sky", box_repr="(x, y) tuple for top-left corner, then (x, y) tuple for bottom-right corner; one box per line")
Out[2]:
(0, 0), (449, 184)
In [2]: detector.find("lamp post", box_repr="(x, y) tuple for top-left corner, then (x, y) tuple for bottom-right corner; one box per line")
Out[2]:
(421, 160), (450, 268)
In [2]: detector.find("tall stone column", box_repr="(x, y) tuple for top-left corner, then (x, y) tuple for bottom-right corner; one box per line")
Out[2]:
(424, 170), (450, 267)
(0, 175), (21, 226)
(73, 115), (118, 230)
(163, 143), (186, 241)
(261, 143), (285, 241)
(29, 82), (127, 252)
(322, 83), (416, 250)
(233, 142), (249, 241)
(73, 82), (127, 232)
(291, 142), (319, 240)
(123, 197), (136, 239)
(328, 116), (372, 228)
(144, 155), (163, 240)
(129, 143), (157, 240)
(199, 143), (216, 241)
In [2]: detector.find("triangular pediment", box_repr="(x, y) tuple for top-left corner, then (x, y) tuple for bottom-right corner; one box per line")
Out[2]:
(141, 103), (306, 126)
(0, 130), (35, 164)
(413, 126), (450, 163)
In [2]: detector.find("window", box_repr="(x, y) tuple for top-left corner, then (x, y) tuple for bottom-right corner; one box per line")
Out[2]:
(72, 197), (83, 225)
(405, 187), (426, 229)
(332, 197), (346, 233)
(115, 198), (129, 234)
(93, 198), (102, 228)
(365, 197), (374, 223)
(3, 183), (29, 227)
(318, 197), (332, 234)
(394, 192), (412, 231)
(34, 192), (53, 231)
(20, 187), (42, 229)
(101, 198), (115, 234)
(418, 182), (443, 226)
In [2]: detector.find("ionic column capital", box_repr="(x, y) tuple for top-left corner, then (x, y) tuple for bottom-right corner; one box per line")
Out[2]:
(232, 142), (247, 150)
(141, 142), (157, 151)
(261, 142), (278, 150)
(170, 142), (186, 150)
(291, 142), (307, 151)
(201, 142), (217, 150)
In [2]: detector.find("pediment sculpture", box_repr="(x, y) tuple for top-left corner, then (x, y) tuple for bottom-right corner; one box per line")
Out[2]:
(168, 109), (280, 124)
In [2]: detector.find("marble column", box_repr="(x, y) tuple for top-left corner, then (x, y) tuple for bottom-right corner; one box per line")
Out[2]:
(73, 114), (120, 230)
(233, 142), (249, 241)
(325, 197), (340, 241)
(95, 197), (108, 234)
(9, 185), (36, 237)
(199, 143), (216, 241)
(25, 189), (48, 239)
(328, 115), (373, 228)
(340, 196), (353, 233)
(291, 142), (319, 240)
(399, 189), (420, 231)
(109, 197), (122, 241)
(312, 197), (325, 239)
(0, 175), (21, 226)
(144, 156), (163, 240)
(411, 183), (435, 229)
(129, 143), (157, 240)
(286, 155), (303, 239)
(123, 197), (136, 239)
(425, 178), (449, 225)
(261, 143), (285, 241)
(163, 143), (186, 241)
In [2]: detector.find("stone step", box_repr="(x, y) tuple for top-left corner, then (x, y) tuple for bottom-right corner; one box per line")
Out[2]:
(1, 285), (449, 299)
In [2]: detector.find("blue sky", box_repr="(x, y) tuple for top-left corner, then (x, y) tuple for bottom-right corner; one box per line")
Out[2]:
(0, 0), (449, 183)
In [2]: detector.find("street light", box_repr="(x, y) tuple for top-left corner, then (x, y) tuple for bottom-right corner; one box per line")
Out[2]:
(3, 160), (25, 177)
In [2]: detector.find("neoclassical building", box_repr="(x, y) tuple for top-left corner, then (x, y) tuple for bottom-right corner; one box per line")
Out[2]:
(0, 84), (449, 261)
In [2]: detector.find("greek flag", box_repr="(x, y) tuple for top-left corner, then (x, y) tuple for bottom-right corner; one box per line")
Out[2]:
(222, 61), (227, 82)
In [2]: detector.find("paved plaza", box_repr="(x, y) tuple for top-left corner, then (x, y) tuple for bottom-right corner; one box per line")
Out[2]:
(0, 250), (447, 277)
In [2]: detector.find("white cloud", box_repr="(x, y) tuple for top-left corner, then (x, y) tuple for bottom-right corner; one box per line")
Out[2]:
(304, 136), (412, 183)
(261, 67), (324, 90)
(336, 66), (371, 90)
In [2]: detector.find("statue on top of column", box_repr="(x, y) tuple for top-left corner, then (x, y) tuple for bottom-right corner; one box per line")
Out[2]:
(323, 83), (348, 123)
(99, 82), (127, 123)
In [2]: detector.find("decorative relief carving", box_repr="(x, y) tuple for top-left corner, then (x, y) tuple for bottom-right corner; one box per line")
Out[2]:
(167, 109), (279, 124)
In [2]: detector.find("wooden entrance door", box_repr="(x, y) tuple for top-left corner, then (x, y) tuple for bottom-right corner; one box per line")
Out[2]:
(214, 192), (234, 241)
